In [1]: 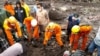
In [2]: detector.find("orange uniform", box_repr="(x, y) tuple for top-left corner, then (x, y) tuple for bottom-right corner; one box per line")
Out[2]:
(4, 4), (15, 16)
(43, 23), (63, 46)
(3, 18), (22, 45)
(70, 25), (92, 51)
(23, 16), (39, 41)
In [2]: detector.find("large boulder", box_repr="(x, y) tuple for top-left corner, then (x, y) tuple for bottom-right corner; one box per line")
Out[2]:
(49, 9), (66, 20)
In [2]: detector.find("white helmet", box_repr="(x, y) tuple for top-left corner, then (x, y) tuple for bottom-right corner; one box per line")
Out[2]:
(31, 19), (37, 27)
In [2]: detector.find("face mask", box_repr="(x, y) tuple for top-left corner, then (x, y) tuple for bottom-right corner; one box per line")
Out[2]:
(38, 8), (42, 12)
(72, 17), (78, 20)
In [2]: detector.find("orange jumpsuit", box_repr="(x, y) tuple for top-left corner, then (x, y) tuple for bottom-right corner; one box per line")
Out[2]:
(4, 4), (15, 16)
(70, 25), (92, 51)
(3, 19), (22, 45)
(43, 23), (63, 46)
(23, 16), (39, 41)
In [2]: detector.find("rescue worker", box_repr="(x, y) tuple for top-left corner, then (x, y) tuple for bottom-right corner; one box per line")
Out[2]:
(4, 1), (15, 16)
(20, 0), (30, 17)
(43, 22), (64, 47)
(69, 24), (92, 53)
(3, 16), (22, 45)
(88, 26), (100, 56)
(67, 13), (80, 41)
(23, 16), (39, 41)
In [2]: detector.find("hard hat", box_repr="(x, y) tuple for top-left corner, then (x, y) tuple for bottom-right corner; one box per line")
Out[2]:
(71, 25), (80, 34)
(8, 16), (16, 24)
(31, 19), (37, 27)
(48, 22), (55, 29)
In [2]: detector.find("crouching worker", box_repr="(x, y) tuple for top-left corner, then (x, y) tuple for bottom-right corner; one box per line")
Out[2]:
(88, 26), (100, 56)
(43, 22), (64, 48)
(23, 16), (39, 41)
(0, 43), (24, 56)
(69, 24), (92, 53)
(3, 16), (22, 45)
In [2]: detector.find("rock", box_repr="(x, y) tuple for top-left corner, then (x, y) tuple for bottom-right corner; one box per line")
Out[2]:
(49, 9), (65, 20)
(42, 2), (51, 9)
(59, 6), (67, 11)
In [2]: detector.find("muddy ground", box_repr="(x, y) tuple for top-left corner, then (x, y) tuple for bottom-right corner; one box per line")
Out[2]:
(0, 0), (100, 56)
(21, 2), (100, 56)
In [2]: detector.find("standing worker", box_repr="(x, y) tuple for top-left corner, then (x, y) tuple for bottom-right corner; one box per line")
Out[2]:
(14, 1), (26, 24)
(23, 16), (39, 41)
(3, 16), (22, 45)
(20, 0), (30, 17)
(69, 24), (92, 53)
(4, 1), (15, 16)
(67, 13), (80, 41)
(36, 3), (50, 32)
(43, 22), (64, 47)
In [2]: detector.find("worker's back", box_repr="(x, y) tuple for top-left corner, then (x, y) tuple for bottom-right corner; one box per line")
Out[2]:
(80, 25), (92, 34)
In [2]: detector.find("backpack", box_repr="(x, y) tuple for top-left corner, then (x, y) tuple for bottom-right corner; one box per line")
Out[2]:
(0, 9), (10, 27)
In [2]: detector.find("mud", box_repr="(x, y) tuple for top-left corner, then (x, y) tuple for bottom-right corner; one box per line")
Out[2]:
(0, 0), (100, 56)
(26, 2), (100, 56)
